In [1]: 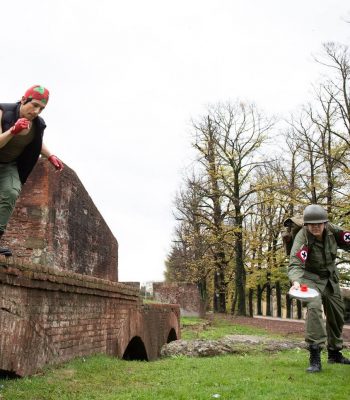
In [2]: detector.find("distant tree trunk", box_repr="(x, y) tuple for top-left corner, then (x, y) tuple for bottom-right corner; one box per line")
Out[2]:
(231, 290), (238, 314)
(198, 279), (208, 318)
(217, 252), (227, 313)
(297, 300), (302, 319)
(234, 214), (246, 315)
(213, 262), (226, 313)
(286, 294), (292, 318)
(249, 288), (254, 317)
(266, 281), (272, 317)
(257, 285), (263, 316)
(275, 281), (282, 318)
(213, 272), (220, 312)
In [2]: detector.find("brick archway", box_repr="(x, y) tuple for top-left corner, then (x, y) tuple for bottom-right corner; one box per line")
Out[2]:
(167, 328), (177, 343)
(122, 336), (148, 361)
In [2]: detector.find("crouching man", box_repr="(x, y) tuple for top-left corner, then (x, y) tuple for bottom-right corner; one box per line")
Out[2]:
(0, 85), (63, 256)
(288, 204), (350, 372)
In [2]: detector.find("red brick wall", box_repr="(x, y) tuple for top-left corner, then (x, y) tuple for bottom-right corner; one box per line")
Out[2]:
(153, 282), (204, 317)
(0, 161), (181, 376)
(3, 159), (118, 282)
(0, 262), (180, 376)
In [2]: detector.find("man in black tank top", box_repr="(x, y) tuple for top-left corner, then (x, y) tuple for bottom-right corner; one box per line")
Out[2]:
(0, 85), (64, 256)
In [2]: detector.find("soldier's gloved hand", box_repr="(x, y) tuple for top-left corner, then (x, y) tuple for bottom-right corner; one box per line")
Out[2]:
(10, 118), (30, 135)
(292, 281), (300, 290)
(48, 155), (64, 171)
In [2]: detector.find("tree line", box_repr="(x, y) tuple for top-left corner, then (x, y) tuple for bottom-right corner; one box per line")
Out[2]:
(164, 42), (350, 316)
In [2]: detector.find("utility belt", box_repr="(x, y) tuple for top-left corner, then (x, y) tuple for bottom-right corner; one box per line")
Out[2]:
(317, 271), (330, 279)
(305, 267), (331, 280)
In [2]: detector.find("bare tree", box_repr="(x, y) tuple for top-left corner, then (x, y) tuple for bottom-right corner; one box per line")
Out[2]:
(192, 116), (231, 312)
(208, 101), (274, 315)
(166, 173), (214, 310)
(286, 114), (324, 204)
(315, 43), (350, 142)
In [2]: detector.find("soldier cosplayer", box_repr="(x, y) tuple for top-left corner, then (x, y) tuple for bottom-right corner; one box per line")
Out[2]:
(0, 85), (63, 256)
(288, 204), (350, 372)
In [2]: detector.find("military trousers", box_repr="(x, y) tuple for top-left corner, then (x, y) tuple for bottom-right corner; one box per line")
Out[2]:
(0, 163), (22, 233)
(305, 282), (345, 350)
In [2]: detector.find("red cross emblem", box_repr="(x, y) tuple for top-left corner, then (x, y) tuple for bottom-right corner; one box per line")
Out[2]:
(296, 245), (308, 262)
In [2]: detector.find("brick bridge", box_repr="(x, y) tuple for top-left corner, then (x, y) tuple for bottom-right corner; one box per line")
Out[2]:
(0, 160), (180, 377)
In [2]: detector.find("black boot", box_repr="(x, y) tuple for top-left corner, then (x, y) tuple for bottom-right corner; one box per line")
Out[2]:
(307, 344), (322, 373)
(0, 232), (12, 257)
(0, 247), (12, 257)
(328, 348), (350, 364)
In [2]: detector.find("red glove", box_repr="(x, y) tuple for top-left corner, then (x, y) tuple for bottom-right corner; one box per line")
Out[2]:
(48, 155), (64, 171)
(10, 118), (30, 135)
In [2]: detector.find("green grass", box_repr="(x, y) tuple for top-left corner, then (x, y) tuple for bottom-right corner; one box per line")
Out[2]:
(1, 351), (349, 400)
(1, 318), (348, 400)
(181, 315), (274, 340)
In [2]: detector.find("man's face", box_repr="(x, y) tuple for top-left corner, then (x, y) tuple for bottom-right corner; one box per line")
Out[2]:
(306, 223), (325, 240)
(19, 98), (46, 121)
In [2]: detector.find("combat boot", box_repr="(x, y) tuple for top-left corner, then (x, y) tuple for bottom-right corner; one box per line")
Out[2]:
(328, 348), (350, 365)
(306, 344), (322, 373)
(0, 232), (12, 257)
(0, 231), (12, 257)
(0, 247), (12, 256)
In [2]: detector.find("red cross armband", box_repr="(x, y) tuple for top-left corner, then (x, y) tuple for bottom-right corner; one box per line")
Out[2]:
(295, 245), (309, 263)
(338, 231), (350, 245)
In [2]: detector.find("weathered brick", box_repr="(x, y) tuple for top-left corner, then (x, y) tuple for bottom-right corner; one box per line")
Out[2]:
(4, 159), (118, 282)
(153, 282), (206, 317)
(0, 161), (181, 377)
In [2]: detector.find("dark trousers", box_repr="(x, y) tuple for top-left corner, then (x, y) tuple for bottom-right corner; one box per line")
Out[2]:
(0, 163), (21, 233)
(305, 282), (344, 349)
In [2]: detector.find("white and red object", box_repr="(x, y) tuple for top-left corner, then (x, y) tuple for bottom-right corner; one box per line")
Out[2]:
(289, 284), (319, 300)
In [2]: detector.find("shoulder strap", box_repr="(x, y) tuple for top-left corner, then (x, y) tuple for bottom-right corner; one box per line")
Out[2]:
(301, 226), (310, 248)
(0, 103), (20, 133)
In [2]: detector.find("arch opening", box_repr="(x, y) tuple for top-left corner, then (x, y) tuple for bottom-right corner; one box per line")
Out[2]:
(0, 369), (20, 379)
(167, 328), (177, 343)
(122, 336), (148, 361)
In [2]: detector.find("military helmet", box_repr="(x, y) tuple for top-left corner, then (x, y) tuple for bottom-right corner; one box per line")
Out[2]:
(303, 204), (328, 224)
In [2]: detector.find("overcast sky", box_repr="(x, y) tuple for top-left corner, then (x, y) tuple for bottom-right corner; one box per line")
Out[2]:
(1, 1), (349, 283)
